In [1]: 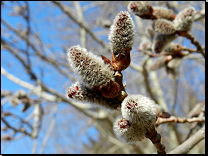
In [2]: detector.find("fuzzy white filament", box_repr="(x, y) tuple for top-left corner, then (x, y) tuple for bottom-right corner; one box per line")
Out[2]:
(108, 11), (134, 57)
(68, 45), (114, 89)
(121, 94), (157, 131)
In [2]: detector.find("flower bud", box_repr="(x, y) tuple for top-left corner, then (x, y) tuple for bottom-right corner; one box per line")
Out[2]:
(152, 7), (175, 21)
(113, 116), (146, 144)
(127, 1), (152, 16)
(173, 7), (196, 32)
(66, 82), (121, 110)
(121, 94), (157, 131)
(152, 33), (177, 53)
(68, 45), (114, 89)
(153, 19), (176, 35)
(108, 11), (134, 70)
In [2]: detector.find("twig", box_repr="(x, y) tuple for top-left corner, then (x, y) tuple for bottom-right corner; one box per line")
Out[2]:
(176, 31), (205, 58)
(146, 129), (166, 154)
(155, 116), (205, 127)
(73, 1), (86, 48)
(142, 56), (159, 104)
(39, 103), (58, 154)
(52, 1), (109, 50)
(1, 19), (76, 81)
(168, 125), (205, 154)
(1, 116), (31, 136)
(170, 78), (178, 115)
(137, 48), (168, 57)
(1, 67), (109, 119)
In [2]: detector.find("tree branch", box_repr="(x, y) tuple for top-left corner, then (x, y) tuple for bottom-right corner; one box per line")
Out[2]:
(168, 125), (205, 154)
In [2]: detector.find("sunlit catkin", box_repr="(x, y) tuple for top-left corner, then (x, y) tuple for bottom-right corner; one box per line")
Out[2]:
(152, 33), (177, 53)
(68, 45), (114, 89)
(127, 1), (152, 16)
(66, 82), (121, 110)
(173, 7), (196, 32)
(121, 94), (157, 131)
(108, 11), (134, 71)
(153, 19), (176, 35)
(113, 116), (146, 144)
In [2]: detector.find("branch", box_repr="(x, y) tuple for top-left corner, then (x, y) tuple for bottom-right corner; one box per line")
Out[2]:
(176, 31), (205, 58)
(73, 1), (87, 48)
(141, 56), (159, 104)
(1, 115), (31, 136)
(168, 125), (205, 154)
(39, 103), (58, 154)
(1, 67), (109, 119)
(1, 19), (76, 81)
(146, 129), (166, 154)
(155, 116), (205, 127)
(52, 1), (109, 50)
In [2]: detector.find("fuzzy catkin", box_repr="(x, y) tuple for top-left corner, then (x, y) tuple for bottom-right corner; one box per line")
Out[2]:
(152, 33), (177, 53)
(152, 7), (174, 21)
(113, 116), (146, 144)
(121, 94), (157, 131)
(108, 11), (134, 58)
(68, 45), (114, 89)
(153, 19), (176, 35)
(127, 1), (151, 16)
(173, 7), (196, 32)
(66, 82), (121, 110)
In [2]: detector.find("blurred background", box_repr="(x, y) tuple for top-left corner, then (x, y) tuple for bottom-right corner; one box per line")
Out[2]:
(1, 1), (205, 154)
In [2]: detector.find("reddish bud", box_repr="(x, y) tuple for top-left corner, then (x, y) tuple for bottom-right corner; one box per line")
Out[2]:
(98, 80), (121, 98)
(111, 48), (131, 71)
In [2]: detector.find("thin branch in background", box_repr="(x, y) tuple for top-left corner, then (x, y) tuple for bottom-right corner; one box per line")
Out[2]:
(52, 1), (110, 51)
(137, 48), (168, 57)
(168, 125), (205, 154)
(155, 116), (205, 127)
(141, 56), (159, 104)
(1, 116), (31, 136)
(170, 78), (178, 116)
(176, 31), (205, 58)
(39, 103), (59, 154)
(1, 19), (76, 81)
(73, 1), (87, 48)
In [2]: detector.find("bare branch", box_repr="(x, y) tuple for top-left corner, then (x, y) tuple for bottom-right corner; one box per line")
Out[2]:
(156, 116), (205, 127)
(52, 1), (109, 50)
(168, 125), (205, 154)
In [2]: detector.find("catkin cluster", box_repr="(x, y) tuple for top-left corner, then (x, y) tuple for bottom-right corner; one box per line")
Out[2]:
(113, 94), (157, 144)
(67, 45), (123, 110)
(129, 1), (196, 54)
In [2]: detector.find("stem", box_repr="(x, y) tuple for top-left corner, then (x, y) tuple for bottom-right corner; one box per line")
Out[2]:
(146, 129), (166, 154)
(176, 31), (205, 58)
